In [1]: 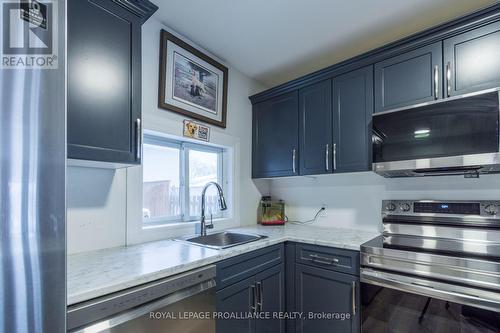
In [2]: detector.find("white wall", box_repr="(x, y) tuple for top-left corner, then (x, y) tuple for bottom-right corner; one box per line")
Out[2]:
(270, 172), (500, 232)
(67, 18), (268, 254)
(67, 167), (127, 253)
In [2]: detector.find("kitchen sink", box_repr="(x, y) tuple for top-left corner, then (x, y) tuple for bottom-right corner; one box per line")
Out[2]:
(176, 232), (267, 249)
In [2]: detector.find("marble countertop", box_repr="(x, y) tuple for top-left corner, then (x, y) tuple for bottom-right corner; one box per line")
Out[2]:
(67, 224), (379, 305)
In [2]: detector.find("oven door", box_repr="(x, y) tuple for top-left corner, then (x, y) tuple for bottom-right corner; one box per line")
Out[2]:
(372, 91), (500, 166)
(361, 268), (500, 333)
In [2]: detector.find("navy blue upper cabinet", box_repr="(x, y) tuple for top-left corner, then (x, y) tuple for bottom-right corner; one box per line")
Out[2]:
(299, 80), (333, 175)
(333, 66), (373, 173)
(252, 92), (299, 178)
(374, 42), (442, 113)
(67, 0), (156, 165)
(443, 20), (500, 97)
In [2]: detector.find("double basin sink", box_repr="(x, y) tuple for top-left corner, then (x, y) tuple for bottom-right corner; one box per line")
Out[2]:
(176, 231), (267, 249)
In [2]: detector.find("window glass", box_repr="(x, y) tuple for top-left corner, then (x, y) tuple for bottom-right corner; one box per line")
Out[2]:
(188, 149), (220, 217)
(142, 136), (226, 225)
(142, 143), (180, 220)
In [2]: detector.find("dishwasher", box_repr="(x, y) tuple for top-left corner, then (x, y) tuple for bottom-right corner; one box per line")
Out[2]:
(67, 265), (216, 333)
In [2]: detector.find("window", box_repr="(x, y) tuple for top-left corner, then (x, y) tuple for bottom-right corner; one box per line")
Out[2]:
(142, 135), (225, 225)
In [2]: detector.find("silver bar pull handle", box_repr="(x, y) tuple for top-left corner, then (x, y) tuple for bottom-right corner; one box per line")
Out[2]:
(325, 144), (329, 171)
(256, 281), (263, 312)
(307, 254), (340, 265)
(433, 65), (439, 100)
(333, 143), (337, 171)
(292, 149), (296, 174)
(135, 118), (142, 160)
(446, 62), (451, 97)
(250, 284), (257, 313)
(352, 281), (356, 316)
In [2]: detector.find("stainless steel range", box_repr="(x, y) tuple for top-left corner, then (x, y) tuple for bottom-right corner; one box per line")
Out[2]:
(360, 200), (500, 332)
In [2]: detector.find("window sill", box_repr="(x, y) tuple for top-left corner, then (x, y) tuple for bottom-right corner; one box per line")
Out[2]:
(142, 217), (233, 231)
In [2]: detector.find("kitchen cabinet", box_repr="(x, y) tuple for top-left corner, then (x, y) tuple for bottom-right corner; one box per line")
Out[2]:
(443, 20), (500, 97)
(333, 66), (373, 173)
(374, 42), (442, 113)
(216, 244), (285, 333)
(216, 276), (256, 333)
(67, 0), (156, 165)
(295, 264), (359, 333)
(216, 264), (285, 333)
(255, 265), (286, 333)
(216, 243), (359, 333)
(253, 66), (372, 179)
(299, 80), (333, 175)
(252, 92), (299, 178)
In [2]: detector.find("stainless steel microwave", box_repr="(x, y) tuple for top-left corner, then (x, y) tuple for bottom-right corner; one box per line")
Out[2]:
(372, 89), (500, 177)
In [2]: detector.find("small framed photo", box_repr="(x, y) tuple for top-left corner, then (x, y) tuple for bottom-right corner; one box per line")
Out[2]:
(159, 30), (228, 128)
(183, 119), (210, 142)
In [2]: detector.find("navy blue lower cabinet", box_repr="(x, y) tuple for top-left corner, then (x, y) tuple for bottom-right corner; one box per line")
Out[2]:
(216, 265), (285, 333)
(285, 243), (297, 333)
(216, 276), (255, 333)
(255, 264), (286, 333)
(294, 264), (360, 333)
(215, 245), (285, 333)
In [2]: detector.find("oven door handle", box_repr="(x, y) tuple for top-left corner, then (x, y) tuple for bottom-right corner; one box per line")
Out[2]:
(69, 279), (216, 333)
(360, 268), (500, 312)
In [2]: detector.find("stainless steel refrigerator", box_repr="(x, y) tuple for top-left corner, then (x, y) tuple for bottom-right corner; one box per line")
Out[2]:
(1, 0), (66, 332)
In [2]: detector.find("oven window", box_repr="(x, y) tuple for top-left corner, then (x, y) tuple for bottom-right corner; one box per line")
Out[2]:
(373, 92), (499, 163)
(361, 283), (500, 332)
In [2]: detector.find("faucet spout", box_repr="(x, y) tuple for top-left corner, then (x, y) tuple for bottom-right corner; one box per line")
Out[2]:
(200, 182), (227, 236)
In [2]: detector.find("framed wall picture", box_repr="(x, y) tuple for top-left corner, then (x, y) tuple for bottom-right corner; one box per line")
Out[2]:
(159, 30), (228, 128)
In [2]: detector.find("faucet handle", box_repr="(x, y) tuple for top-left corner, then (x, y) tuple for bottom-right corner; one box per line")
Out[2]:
(207, 214), (214, 229)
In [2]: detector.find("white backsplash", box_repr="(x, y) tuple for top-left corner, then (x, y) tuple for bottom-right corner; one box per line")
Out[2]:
(270, 172), (500, 232)
(67, 167), (127, 253)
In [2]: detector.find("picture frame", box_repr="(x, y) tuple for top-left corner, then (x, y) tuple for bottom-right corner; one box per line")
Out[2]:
(158, 29), (228, 128)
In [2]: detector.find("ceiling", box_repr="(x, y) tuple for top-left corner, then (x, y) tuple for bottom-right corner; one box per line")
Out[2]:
(151, 0), (498, 88)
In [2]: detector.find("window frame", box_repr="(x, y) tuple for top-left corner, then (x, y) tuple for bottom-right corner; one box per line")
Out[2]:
(142, 134), (225, 226)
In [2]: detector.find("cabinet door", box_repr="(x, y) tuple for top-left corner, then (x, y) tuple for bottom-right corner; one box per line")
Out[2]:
(285, 243), (297, 333)
(255, 264), (286, 333)
(298, 80), (333, 175)
(295, 264), (359, 333)
(333, 66), (373, 173)
(374, 42), (442, 113)
(252, 92), (299, 178)
(444, 21), (500, 97)
(68, 0), (141, 164)
(216, 276), (256, 333)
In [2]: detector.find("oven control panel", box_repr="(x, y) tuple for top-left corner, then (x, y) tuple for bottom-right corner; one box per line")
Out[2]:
(382, 200), (500, 217)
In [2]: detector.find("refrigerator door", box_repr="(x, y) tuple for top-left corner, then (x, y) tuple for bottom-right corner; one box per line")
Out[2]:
(0, 0), (66, 332)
